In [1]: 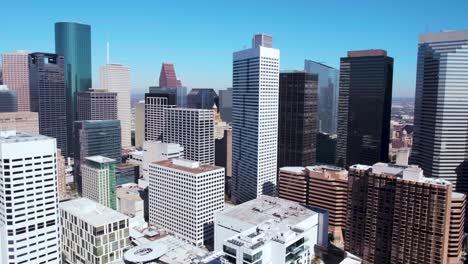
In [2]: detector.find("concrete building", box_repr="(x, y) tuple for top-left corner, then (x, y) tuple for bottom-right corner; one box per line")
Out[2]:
(141, 140), (184, 181)
(77, 88), (117, 121)
(219, 88), (232, 123)
(100, 63), (132, 148)
(134, 100), (145, 148)
(0, 131), (60, 263)
(144, 92), (175, 141)
(0, 85), (17, 112)
(346, 163), (466, 264)
(60, 198), (130, 264)
(215, 195), (328, 264)
(149, 159), (224, 246)
(57, 149), (67, 201)
(116, 183), (144, 217)
(1, 51), (30, 111)
(163, 108), (215, 165)
(0, 111), (38, 133)
(232, 34), (280, 203)
(81, 156), (117, 210)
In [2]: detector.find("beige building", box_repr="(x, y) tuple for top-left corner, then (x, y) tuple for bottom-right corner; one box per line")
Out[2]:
(134, 100), (144, 148)
(57, 149), (67, 201)
(0, 112), (39, 133)
(1, 51), (30, 111)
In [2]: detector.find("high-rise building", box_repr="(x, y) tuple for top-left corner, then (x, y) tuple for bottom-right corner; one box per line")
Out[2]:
(159, 62), (182, 87)
(0, 64), (3, 84)
(81, 156), (117, 210)
(115, 163), (138, 186)
(1, 51), (30, 111)
(149, 159), (224, 246)
(252, 33), (273, 48)
(163, 108), (215, 165)
(134, 100), (145, 148)
(187, 88), (219, 109)
(77, 88), (117, 121)
(316, 132), (337, 164)
(219, 88), (232, 123)
(29, 52), (68, 154)
(149, 86), (187, 107)
(141, 140), (184, 181)
(345, 163), (466, 264)
(278, 71), (318, 168)
(335, 50), (393, 168)
(100, 64), (132, 148)
(55, 22), (92, 156)
(144, 93), (175, 141)
(57, 149), (67, 201)
(0, 85), (17, 112)
(231, 34), (280, 203)
(215, 128), (232, 177)
(410, 30), (468, 192)
(0, 131), (61, 263)
(304, 60), (340, 134)
(74, 120), (121, 194)
(0, 111), (39, 133)
(60, 198), (130, 264)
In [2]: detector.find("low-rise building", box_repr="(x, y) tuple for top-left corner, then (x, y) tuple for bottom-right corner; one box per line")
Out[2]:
(116, 183), (144, 217)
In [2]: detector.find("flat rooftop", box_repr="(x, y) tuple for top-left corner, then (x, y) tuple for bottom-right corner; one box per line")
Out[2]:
(86, 155), (116, 164)
(419, 29), (468, 43)
(0, 130), (50, 143)
(347, 49), (387, 57)
(60, 198), (128, 227)
(152, 159), (223, 174)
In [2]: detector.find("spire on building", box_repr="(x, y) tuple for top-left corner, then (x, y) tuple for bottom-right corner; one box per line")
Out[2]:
(159, 63), (182, 87)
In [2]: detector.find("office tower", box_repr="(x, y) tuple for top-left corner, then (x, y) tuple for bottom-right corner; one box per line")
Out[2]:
(141, 141), (184, 181)
(346, 163), (466, 264)
(0, 112), (39, 133)
(149, 159), (224, 246)
(100, 64), (132, 148)
(410, 30), (468, 192)
(0, 64), (2, 84)
(159, 62), (182, 87)
(134, 100), (144, 147)
(116, 163), (138, 186)
(335, 50), (393, 168)
(81, 156), (117, 210)
(149, 85), (187, 107)
(55, 22), (92, 156)
(187, 88), (219, 109)
(144, 93), (175, 141)
(278, 71), (318, 167)
(305, 60), (340, 134)
(1, 51), (30, 111)
(278, 165), (348, 244)
(316, 132), (337, 164)
(252, 33), (273, 48)
(57, 149), (67, 201)
(219, 88), (232, 123)
(231, 34), (280, 203)
(163, 108), (215, 164)
(215, 128), (232, 176)
(74, 120), (121, 194)
(215, 196), (328, 263)
(60, 198), (130, 264)
(0, 85), (17, 112)
(0, 131), (60, 263)
(77, 88), (117, 120)
(29, 53), (68, 154)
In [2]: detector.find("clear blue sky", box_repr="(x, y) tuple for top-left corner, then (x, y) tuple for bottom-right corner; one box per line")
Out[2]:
(1, 0), (468, 97)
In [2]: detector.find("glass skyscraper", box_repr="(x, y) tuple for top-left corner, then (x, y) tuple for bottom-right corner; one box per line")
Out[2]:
(0, 85), (17, 112)
(55, 22), (92, 157)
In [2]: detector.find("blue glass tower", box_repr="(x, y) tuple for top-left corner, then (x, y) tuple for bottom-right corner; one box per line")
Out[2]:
(55, 22), (92, 157)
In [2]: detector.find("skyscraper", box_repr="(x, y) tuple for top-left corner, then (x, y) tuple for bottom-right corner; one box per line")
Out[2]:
(74, 120), (121, 194)
(28, 52), (68, 154)
(0, 85), (17, 112)
(163, 108), (215, 165)
(1, 51), (30, 111)
(231, 34), (280, 203)
(144, 93), (175, 141)
(100, 64), (132, 148)
(0, 131), (61, 263)
(304, 60), (340, 134)
(335, 50), (393, 168)
(77, 88), (117, 121)
(219, 88), (232, 123)
(159, 62), (182, 87)
(0, 112), (39, 133)
(252, 33), (273, 48)
(278, 71), (318, 168)
(134, 100), (145, 148)
(81, 156), (117, 210)
(410, 30), (468, 192)
(55, 22), (92, 156)
(187, 88), (219, 109)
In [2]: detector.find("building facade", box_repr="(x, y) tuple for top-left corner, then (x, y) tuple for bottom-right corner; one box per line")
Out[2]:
(0, 111), (39, 133)
(0, 85), (17, 112)
(57, 149), (67, 201)
(304, 60), (340, 134)
(187, 88), (219, 109)
(81, 156), (117, 210)
(316, 132), (337, 165)
(1, 51), (30, 111)
(335, 50), (393, 168)
(28, 52), (68, 154)
(144, 93), (175, 141)
(231, 34), (280, 203)
(159, 62), (182, 87)
(0, 131), (61, 263)
(163, 108), (215, 165)
(134, 100), (145, 148)
(219, 88), (232, 123)
(77, 88), (117, 121)
(278, 71), (318, 168)
(149, 159), (225, 246)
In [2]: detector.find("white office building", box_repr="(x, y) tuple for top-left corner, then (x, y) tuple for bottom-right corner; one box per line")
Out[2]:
(141, 140), (184, 180)
(60, 198), (130, 264)
(148, 159), (224, 246)
(231, 34), (280, 203)
(81, 155), (117, 210)
(100, 63), (132, 148)
(145, 95), (175, 141)
(215, 195), (329, 264)
(163, 108), (215, 165)
(0, 130), (61, 263)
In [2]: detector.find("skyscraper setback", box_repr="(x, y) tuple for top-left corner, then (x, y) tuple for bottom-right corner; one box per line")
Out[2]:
(231, 34), (280, 203)
(159, 62), (182, 87)
(1, 51), (30, 111)
(335, 49), (393, 168)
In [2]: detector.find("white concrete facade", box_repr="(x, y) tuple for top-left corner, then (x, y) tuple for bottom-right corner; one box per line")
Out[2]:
(81, 156), (116, 209)
(141, 140), (184, 181)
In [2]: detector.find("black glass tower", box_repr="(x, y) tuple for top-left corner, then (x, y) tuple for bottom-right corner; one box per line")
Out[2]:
(0, 86), (17, 112)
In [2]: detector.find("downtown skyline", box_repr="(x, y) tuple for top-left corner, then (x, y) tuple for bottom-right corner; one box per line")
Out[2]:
(1, 0), (468, 98)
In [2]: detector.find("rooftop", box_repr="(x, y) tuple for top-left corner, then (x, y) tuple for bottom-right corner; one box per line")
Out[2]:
(0, 130), (51, 143)
(152, 159), (223, 174)
(60, 198), (128, 227)
(85, 155), (116, 164)
(419, 29), (468, 43)
(347, 49), (387, 57)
